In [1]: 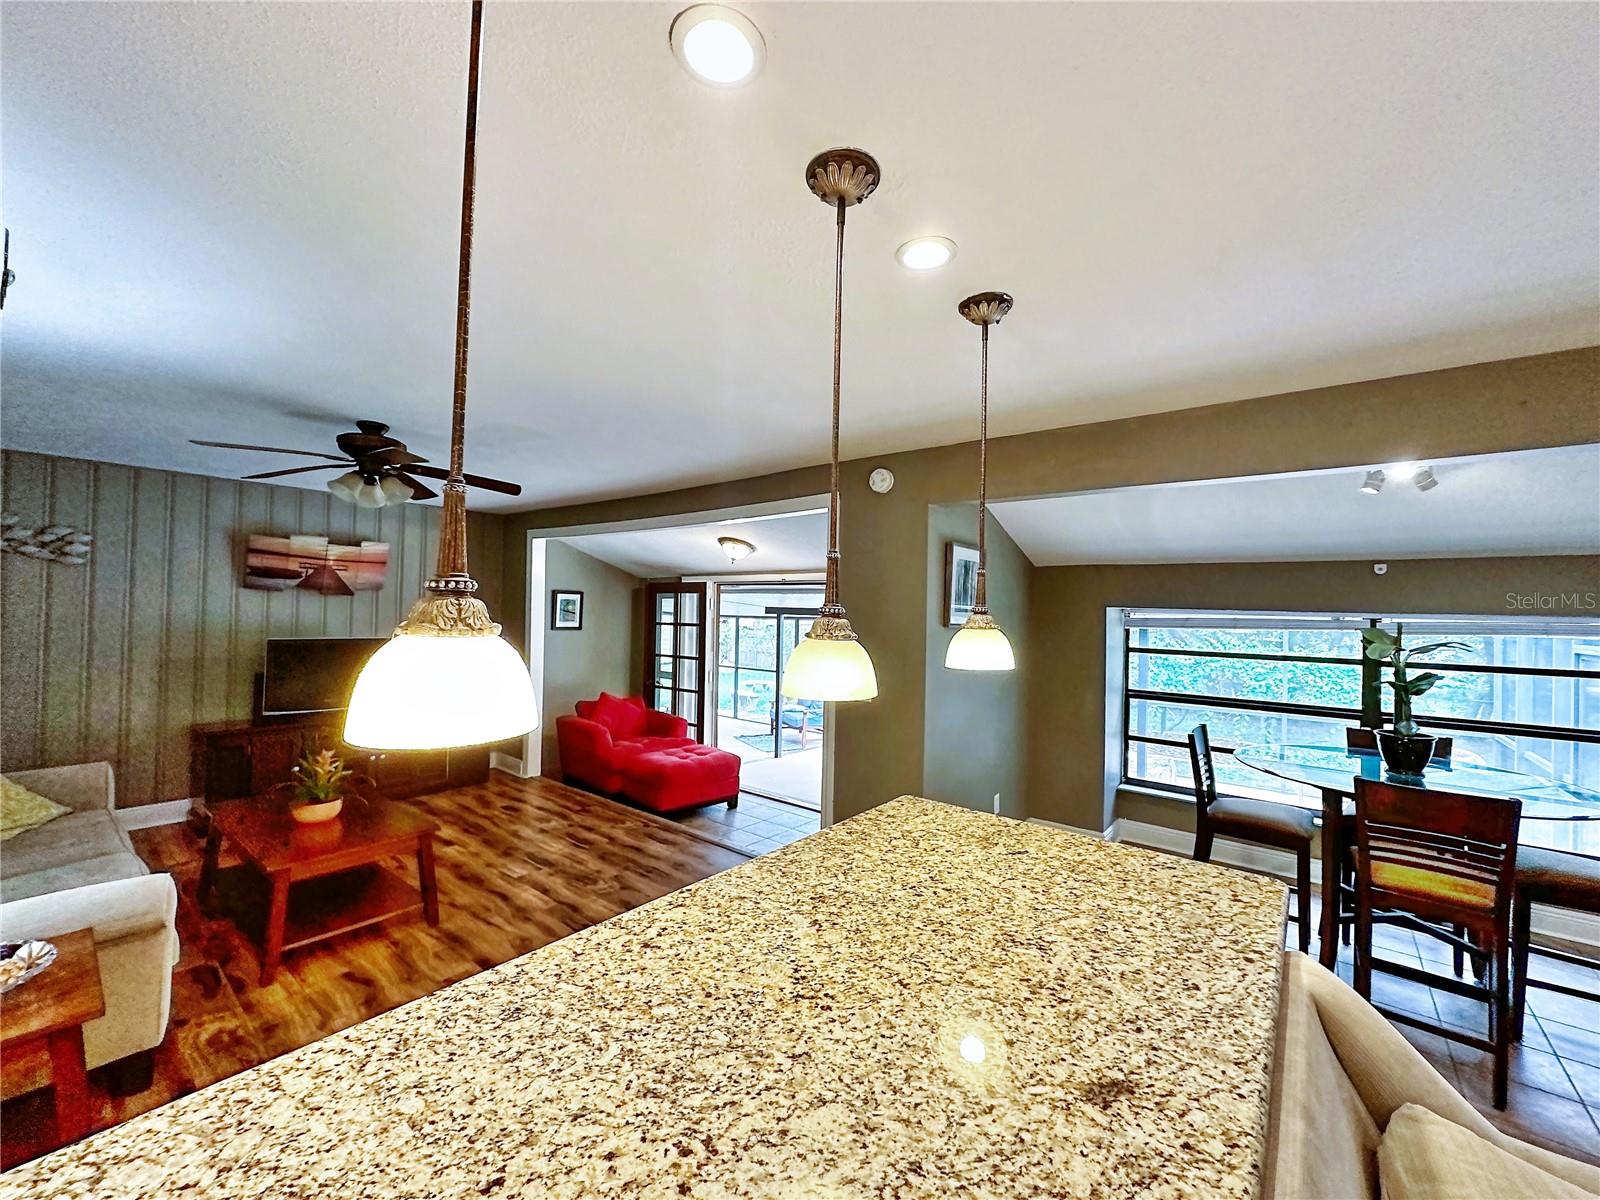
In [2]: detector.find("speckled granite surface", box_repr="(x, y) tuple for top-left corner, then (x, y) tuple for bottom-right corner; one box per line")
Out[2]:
(3, 796), (1286, 1199)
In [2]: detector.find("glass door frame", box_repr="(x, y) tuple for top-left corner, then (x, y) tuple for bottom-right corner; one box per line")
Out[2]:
(644, 581), (708, 742)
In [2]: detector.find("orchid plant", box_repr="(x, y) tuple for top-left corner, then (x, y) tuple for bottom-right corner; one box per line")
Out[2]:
(1361, 625), (1470, 736)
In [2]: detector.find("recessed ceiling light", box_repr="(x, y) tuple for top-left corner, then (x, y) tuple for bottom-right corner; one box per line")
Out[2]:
(895, 236), (957, 272)
(670, 6), (764, 87)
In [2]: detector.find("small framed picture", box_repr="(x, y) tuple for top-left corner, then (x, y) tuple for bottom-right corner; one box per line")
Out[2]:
(551, 589), (584, 631)
(944, 543), (979, 627)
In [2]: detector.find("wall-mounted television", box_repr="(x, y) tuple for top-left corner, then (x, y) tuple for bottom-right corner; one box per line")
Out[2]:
(261, 637), (387, 716)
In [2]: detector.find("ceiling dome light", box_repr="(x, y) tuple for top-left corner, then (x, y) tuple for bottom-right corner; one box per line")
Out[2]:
(1360, 470), (1385, 495)
(670, 5), (764, 87)
(717, 536), (756, 563)
(895, 236), (957, 271)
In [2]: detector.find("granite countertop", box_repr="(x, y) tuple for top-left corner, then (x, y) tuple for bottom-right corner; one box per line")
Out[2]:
(5, 796), (1286, 1199)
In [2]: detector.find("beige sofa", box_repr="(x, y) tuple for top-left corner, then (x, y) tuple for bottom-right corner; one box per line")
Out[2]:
(1266, 950), (1599, 1198)
(0, 763), (179, 1076)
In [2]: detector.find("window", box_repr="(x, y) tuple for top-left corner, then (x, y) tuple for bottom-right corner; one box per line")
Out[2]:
(1121, 612), (1600, 802)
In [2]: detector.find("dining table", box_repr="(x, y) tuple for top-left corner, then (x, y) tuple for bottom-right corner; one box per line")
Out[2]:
(1232, 742), (1600, 969)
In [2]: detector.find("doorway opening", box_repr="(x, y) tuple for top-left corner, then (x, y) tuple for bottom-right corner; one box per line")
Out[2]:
(712, 582), (825, 811)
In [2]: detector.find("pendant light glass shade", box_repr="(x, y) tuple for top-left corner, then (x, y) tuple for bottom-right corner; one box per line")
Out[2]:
(944, 291), (1016, 673)
(345, 629), (536, 750)
(781, 630), (878, 701)
(343, 0), (537, 752)
(780, 148), (881, 703)
(944, 615), (1015, 672)
(328, 470), (363, 502)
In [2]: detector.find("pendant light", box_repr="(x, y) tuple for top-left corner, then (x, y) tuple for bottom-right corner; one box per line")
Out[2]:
(780, 149), (880, 703)
(344, 0), (538, 751)
(945, 291), (1016, 672)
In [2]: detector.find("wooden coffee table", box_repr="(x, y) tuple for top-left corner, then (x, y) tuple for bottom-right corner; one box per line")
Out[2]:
(0, 929), (104, 1143)
(199, 794), (440, 984)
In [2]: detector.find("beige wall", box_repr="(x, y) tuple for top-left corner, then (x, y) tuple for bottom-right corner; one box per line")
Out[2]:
(500, 347), (1599, 823)
(1027, 555), (1600, 836)
(539, 540), (641, 775)
(0, 450), (506, 808)
(922, 504), (1033, 816)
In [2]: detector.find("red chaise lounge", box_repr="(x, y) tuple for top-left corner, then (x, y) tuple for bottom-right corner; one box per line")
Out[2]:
(556, 693), (740, 814)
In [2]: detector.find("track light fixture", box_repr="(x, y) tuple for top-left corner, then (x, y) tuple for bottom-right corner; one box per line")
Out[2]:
(1361, 470), (1385, 495)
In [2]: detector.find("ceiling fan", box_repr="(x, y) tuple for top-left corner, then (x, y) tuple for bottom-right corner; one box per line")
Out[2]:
(191, 419), (522, 508)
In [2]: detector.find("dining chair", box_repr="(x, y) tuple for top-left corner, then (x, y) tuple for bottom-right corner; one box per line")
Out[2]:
(1510, 847), (1600, 1043)
(1187, 725), (1316, 952)
(1335, 728), (1457, 947)
(1352, 777), (1521, 1108)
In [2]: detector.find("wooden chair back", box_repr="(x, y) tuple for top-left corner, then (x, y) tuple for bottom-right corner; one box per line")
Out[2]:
(1353, 778), (1519, 933)
(1345, 727), (1454, 764)
(1187, 724), (1218, 813)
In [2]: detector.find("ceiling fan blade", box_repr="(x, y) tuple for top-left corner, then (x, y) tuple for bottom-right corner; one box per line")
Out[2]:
(242, 464), (350, 481)
(392, 471), (438, 501)
(406, 464), (522, 497)
(192, 440), (348, 462)
(363, 446), (428, 468)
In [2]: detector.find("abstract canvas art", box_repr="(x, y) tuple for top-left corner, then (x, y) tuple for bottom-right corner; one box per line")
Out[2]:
(244, 534), (389, 596)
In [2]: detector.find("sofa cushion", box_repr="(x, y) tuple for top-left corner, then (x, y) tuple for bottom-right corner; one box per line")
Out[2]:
(1377, 1104), (1599, 1199)
(591, 692), (647, 739)
(0, 776), (70, 841)
(1, 851), (150, 904)
(0, 810), (134, 877)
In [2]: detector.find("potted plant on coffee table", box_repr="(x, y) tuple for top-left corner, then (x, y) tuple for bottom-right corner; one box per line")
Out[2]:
(1361, 625), (1469, 778)
(289, 748), (352, 824)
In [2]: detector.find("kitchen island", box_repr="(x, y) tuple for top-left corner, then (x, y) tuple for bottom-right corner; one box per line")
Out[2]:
(5, 796), (1287, 1199)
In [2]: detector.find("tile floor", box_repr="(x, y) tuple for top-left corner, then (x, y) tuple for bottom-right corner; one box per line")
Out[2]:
(671, 792), (820, 856)
(1299, 900), (1600, 1163)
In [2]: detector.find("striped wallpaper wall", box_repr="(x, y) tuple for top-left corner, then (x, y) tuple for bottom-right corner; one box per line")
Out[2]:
(0, 450), (507, 808)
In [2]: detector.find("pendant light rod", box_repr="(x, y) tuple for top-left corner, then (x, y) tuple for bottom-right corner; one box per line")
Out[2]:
(825, 196), (845, 609)
(435, 0), (484, 588)
(958, 291), (1014, 614)
(805, 148), (879, 616)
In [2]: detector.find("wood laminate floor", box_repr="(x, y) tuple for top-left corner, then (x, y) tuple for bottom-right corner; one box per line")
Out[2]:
(0, 775), (748, 1168)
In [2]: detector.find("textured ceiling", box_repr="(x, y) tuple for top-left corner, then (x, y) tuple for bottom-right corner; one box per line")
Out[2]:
(2, 2), (1596, 512)
(991, 446), (1600, 566)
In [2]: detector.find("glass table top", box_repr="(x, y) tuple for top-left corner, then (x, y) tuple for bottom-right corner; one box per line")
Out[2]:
(1232, 743), (1600, 822)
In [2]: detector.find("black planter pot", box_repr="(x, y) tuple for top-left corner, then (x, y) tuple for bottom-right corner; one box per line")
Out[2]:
(1376, 730), (1436, 779)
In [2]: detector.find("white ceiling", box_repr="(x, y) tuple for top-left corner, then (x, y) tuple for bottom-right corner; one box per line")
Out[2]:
(990, 445), (1600, 566)
(558, 508), (825, 578)
(2, 3), (1596, 512)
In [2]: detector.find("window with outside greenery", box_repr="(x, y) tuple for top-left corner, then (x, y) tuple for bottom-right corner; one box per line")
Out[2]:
(1123, 613), (1600, 802)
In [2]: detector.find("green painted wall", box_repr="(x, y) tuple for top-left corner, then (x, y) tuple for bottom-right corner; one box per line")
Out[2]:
(539, 540), (641, 775)
(0, 450), (506, 808)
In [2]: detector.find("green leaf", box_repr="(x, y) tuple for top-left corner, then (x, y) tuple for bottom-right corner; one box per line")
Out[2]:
(1405, 640), (1471, 660)
(1407, 671), (1445, 695)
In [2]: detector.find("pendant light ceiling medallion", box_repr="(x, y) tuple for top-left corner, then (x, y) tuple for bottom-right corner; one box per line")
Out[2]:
(780, 148), (880, 703)
(343, 0), (538, 752)
(945, 290), (1016, 673)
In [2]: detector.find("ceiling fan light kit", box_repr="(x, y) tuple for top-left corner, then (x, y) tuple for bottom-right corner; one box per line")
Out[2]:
(343, 0), (537, 753)
(781, 148), (881, 704)
(946, 291), (1017, 673)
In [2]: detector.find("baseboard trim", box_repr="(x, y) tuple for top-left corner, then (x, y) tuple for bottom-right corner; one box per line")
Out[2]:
(1026, 816), (1119, 841)
(490, 753), (530, 779)
(115, 798), (191, 831)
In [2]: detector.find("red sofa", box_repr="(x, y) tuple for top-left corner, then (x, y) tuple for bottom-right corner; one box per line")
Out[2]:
(555, 693), (741, 814)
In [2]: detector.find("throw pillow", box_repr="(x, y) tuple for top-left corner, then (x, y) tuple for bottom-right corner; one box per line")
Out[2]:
(591, 692), (645, 739)
(1378, 1104), (1599, 1199)
(0, 777), (71, 842)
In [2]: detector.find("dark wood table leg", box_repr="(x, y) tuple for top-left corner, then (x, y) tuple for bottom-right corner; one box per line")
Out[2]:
(198, 825), (224, 907)
(1319, 788), (1343, 969)
(261, 870), (291, 985)
(418, 834), (440, 926)
(47, 1026), (90, 1143)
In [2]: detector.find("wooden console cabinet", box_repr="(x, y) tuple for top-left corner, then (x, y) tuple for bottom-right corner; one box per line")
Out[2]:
(190, 716), (490, 814)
